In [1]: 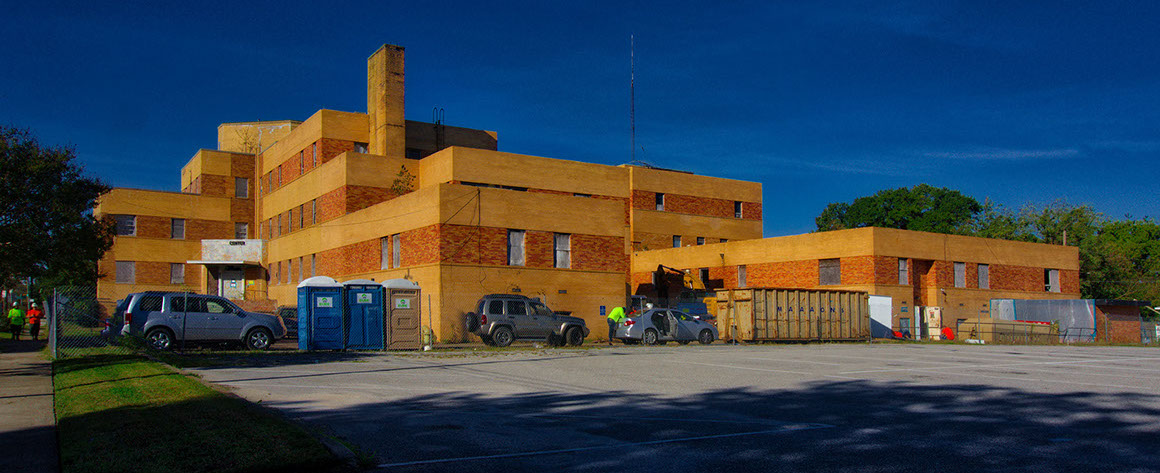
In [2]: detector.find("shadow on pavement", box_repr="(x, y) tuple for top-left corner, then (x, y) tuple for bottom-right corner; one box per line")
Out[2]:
(267, 379), (1160, 473)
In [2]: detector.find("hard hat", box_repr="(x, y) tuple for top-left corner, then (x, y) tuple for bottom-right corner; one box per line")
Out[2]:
(31, 302), (37, 307)
(11, 302), (16, 307)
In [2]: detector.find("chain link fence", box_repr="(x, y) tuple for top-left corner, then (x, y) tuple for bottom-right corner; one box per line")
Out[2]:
(46, 286), (136, 358)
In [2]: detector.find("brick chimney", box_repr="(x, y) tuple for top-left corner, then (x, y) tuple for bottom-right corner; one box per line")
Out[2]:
(367, 44), (405, 158)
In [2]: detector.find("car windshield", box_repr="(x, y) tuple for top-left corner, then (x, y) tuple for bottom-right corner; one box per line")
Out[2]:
(530, 302), (552, 317)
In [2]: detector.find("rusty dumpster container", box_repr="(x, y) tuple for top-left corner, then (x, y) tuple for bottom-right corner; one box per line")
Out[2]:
(715, 288), (871, 342)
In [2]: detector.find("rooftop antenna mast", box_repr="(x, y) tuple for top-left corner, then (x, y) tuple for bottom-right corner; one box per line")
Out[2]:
(630, 34), (635, 163)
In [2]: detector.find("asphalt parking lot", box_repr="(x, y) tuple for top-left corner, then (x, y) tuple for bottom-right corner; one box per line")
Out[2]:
(193, 343), (1160, 472)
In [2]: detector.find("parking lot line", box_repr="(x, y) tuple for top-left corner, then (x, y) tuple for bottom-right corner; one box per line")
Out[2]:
(375, 423), (833, 469)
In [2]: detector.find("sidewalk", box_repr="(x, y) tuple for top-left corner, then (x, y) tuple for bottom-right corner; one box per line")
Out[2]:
(0, 337), (58, 473)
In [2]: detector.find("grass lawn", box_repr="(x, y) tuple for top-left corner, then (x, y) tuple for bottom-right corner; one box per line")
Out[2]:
(54, 355), (345, 473)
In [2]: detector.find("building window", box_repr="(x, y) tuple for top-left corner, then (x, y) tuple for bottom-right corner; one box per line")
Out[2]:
(234, 222), (248, 239)
(299, 151), (304, 173)
(115, 261), (135, 283)
(1045, 269), (1060, 293)
(656, 193), (665, 211)
(696, 237), (705, 245)
(554, 233), (571, 269)
(115, 215), (136, 236)
(285, 260), (291, 284)
(311, 199), (317, 224)
(978, 264), (990, 289)
(298, 204), (305, 228)
(170, 263), (184, 285)
(954, 262), (966, 288)
(275, 262), (281, 285)
(312, 143), (318, 166)
(735, 201), (743, 218)
(700, 268), (710, 284)
(235, 177), (249, 198)
(673, 235), (681, 248)
(278, 165), (283, 186)
(387, 236), (396, 270)
(171, 218), (185, 239)
(819, 258), (841, 285)
(721, 238), (728, 243)
(298, 256), (304, 283)
(574, 193), (591, 198)
(738, 265), (747, 288)
(277, 215), (282, 236)
(507, 230), (525, 266)
(392, 234), (401, 268)
(900, 317), (911, 334)
(898, 258), (909, 285)
(354, 142), (368, 153)
(311, 254), (316, 277)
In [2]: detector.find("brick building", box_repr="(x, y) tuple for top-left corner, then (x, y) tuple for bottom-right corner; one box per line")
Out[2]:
(630, 227), (1081, 335)
(94, 43), (1081, 343)
(94, 44), (761, 341)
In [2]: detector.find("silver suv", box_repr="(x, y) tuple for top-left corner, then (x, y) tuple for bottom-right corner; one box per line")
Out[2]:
(123, 292), (287, 350)
(464, 294), (589, 347)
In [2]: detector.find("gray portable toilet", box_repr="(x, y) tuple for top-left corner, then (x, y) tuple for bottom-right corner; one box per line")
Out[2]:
(297, 276), (344, 350)
(342, 279), (385, 350)
(382, 279), (422, 350)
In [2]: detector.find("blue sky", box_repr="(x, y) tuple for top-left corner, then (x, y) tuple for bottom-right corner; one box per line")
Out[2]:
(3, 1), (1158, 236)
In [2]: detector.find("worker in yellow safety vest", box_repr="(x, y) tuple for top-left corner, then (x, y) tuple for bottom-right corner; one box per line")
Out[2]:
(606, 306), (626, 346)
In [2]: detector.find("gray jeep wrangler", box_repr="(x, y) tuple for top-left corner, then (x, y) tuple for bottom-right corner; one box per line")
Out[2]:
(464, 294), (589, 347)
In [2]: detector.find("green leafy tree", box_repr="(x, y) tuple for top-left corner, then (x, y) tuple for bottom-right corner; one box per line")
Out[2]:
(0, 127), (113, 289)
(390, 165), (416, 195)
(814, 184), (982, 234)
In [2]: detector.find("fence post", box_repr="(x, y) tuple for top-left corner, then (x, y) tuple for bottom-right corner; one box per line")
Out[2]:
(50, 288), (58, 359)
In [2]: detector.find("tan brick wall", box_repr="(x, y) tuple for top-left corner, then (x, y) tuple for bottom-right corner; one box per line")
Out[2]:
(635, 231), (678, 251)
(631, 189), (761, 221)
(1061, 269), (1080, 294)
(439, 225), (508, 265)
(315, 239), (380, 280)
(991, 264), (1043, 292)
(200, 174), (232, 197)
(136, 261), (171, 285)
(183, 176), (201, 194)
(231, 199), (253, 226)
(1096, 306), (1142, 343)
(747, 260), (819, 288)
(186, 220), (234, 241)
(135, 216), (171, 239)
(402, 225), (439, 266)
(346, 186), (396, 213)
(230, 154), (255, 179)
(572, 234), (627, 272)
(320, 138), (354, 165)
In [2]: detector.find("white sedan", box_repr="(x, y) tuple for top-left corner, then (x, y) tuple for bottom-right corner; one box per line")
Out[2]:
(615, 308), (717, 345)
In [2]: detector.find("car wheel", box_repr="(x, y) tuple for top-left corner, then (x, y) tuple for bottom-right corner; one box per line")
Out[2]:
(246, 327), (273, 350)
(564, 327), (584, 346)
(145, 328), (175, 351)
(643, 329), (659, 346)
(491, 326), (514, 347)
(546, 332), (563, 347)
(698, 329), (714, 345)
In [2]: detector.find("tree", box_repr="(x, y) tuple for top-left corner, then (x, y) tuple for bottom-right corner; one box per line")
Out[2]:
(0, 127), (113, 289)
(390, 165), (416, 196)
(814, 184), (982, 234)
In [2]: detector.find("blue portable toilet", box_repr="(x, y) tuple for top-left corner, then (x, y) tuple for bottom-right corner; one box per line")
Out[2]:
(342, 279), (385, 350)
(297, 276), (344, 350)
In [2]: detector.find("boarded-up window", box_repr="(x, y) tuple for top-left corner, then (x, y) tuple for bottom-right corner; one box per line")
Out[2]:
(116, 261), (135, 283)
(672, 235), (681, 248)
(554, 233), (571, 269)
(954, 262), (966, 288)
(1045, 269), (1060, 292)
(819, 258), (841, 285)
(392, 234), (401, 268)
(170, 263), (184, 285)
(508, 230), (525, 266)
(978, 264), (990, 289)
(898, 258), (909, 285)
(656, 193), (665, 211)
(115, 215), (136, 236)
(380, 237), (390, 269)
(738, 265), (747, 288)
(171, 218), (185, 239)
(696, 237), (705, 245)
(235, 177), (249, 198)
